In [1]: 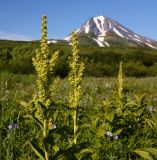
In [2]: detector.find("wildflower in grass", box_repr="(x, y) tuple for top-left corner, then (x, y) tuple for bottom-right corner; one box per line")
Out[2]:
(5, 90), (9, 94)
(113, 135), (119, 140)
(106, 131), (113, 137)
(8, 124), (19, 129)
(149, 106), (155, 112)
(153, 98), (157, 101)
(53, 124), (57, 129)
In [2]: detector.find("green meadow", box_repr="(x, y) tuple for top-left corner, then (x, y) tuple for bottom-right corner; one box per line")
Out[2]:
(1, 16), (157, 160)
(1, 73), (157, 159)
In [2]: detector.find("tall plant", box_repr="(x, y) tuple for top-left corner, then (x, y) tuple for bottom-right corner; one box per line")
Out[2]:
(29, 15), (60, 160)
(32, 15), (59, 108)
(68, 32), (85, 144)
(117, 61), (123, 108)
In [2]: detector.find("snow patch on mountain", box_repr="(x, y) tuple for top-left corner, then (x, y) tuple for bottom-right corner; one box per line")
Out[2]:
(113, 27), (124, 38)
(64, 36), (71, 41)
(92, 38), (104, 47)
(133, 38), (143, 42)
(145, 43), (157, 49)
(48, 40), (58, 44)
(134, 34), (140, 38)
(118, 26), (128, 32)
(98, 36), (104, 42)
(64, 15), (157, 49)
(104, 41), (110, 47)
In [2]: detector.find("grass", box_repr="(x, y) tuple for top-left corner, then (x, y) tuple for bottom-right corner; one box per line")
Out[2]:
(1, 72), (157, 105)
(1, 72), (157, 159)
(1, 72), (157, 114)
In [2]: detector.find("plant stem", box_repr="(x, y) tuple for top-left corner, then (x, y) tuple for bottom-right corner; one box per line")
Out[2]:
(43, 119), (49, 160)
(45, 151), (49, 160)
(43, 119), (48, 137)
(73, 110), (77, 144)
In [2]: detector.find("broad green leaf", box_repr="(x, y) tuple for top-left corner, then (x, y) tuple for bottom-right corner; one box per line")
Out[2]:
(144, 148), (157, 157)
(138, 95), (146, 106)
(123, 109), (130, 117)
(19, 101), (28, 107)
(99, 123), (110, 131)
(115, 108), (122, 116)
(136, 108), (144, 117)
(74, 131), (81, 142)
(134, 150), (153, 160)
(152, 112), (157, 122)
(19, 100), (34, 110)
(80, 123), (91, 128)
(92, 117), (100, 130)
(24, 115), (43, 130)
(96, 127), (105, 138)
(91, 152), (98, 160)
(48, 125), (72, 137)
(114, 128), (123, 135)
(75, 147), (94, 160)
(38, 101), (48, 118)
(124, 101), (137, 108)
(145, 118), (156, 128)
(103, 99), (111, 109)
(53, 110), (59, 122)
(52, 142), (90, 160)
(104, 111), (114, 122)
(53, 144), (59, 153)
(29, 142), (45, 160)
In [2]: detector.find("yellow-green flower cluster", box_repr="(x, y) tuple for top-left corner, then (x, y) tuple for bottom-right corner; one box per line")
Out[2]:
(118, 61), (123, 102)
(68, 32), (85, 108)
(68, 32), (84, 144)
(32, 16), (59, 107)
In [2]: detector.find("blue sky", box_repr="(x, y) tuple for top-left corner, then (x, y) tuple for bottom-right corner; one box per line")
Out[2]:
(0, 0), (157, 41)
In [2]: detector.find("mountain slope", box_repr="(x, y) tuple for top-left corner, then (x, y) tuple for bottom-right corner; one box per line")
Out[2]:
(63, 15), (157, 49)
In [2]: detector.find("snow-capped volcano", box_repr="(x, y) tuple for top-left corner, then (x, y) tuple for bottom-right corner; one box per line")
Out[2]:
(64, 15), (157, 49)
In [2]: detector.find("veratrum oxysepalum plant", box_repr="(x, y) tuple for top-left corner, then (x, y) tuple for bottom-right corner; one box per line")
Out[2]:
(24, 15), (60, 160)
(68, 32), (85, 145)
(22, 16), (94, 160)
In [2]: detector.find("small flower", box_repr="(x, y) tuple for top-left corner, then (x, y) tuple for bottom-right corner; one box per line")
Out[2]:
(113, 135), (119, 140)
(53, 124), (57, 129)
(106, 131), (113, 137)
(153, 98), (157, 102)
(8, 124), (13, 129)
(149, 106), (155, 112)
(5, 90), (9, 94)
(8, 124), (19, 129)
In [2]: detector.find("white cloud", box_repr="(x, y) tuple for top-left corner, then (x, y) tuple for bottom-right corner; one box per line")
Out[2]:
(0, 31), (33, 41)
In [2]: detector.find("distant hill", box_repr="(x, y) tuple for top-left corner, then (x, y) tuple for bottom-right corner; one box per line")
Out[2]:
(1, 39), (157, 77)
